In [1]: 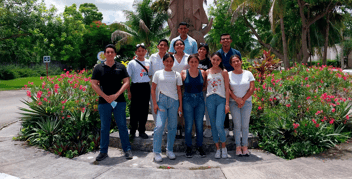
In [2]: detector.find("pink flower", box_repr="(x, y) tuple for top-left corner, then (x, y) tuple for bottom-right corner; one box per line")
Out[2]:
(305, 77), (308, 81)
(26, 91), (31, 97)
(269, 98), (273, 101)
(262, 83), (266, 89)
(274, 97), (277, 100)
(306, 96), (311, 100)
(286, 104), (291, 107)
(316, 123), (320, 128)
(312, 119), (317, 124)
(36, 91), (43, 99)
(332, 108), (335, 112)
(38, 101), (42, 105)
(258, 106), (262, 110)
(43, 97), (47, 102)
(298, 105), (301, 108)
(40, 76), (44, 80)
(54, 84), (59, 89)
(293, 123), (300, 129)
(62, 106), (65, 109)
(67, 115), (71, 118)
(347, 115), (350, 120)
(61, 99), (67, 104)
(343, 76), (347, 81)
(329, 119), (335, 124)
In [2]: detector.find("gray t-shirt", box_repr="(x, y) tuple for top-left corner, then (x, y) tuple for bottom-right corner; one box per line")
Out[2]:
(127, 59), (151, 83)
(152, 69), (183, 101)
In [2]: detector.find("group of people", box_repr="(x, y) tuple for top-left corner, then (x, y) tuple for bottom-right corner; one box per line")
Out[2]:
(91, 22), (255, 162)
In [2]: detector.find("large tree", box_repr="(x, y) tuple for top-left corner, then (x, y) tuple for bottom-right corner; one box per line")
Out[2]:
(111, 0), (169, 53)
(79, 3), (103, 25)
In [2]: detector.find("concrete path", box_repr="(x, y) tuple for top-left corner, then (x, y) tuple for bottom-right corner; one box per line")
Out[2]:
(1, 122), (352, 179)
(0, 90), (27, 129)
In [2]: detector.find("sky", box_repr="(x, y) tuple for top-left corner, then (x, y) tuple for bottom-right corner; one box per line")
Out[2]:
(43, 0), (215, 24)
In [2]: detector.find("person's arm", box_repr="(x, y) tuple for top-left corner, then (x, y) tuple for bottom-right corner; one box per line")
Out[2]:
(241, 81), (255, 102)
(126, 62), (133, 100)
(177, 85), (182, 115)
(112, 77), (130, 102)
(91, 79), (108, 101)
(168, 40), (175, 54)
(193, 41), (198, 55)
(151, 82), (159, 114)
(222, 70), (230, 114)
(201, 70), (207, 91)
(181, 70), (186, 82)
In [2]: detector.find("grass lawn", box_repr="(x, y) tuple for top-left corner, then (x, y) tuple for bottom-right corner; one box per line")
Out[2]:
(0, 77), (43, 91)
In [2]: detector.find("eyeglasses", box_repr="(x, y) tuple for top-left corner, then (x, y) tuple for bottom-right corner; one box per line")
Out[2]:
(221, 38), (231, 41)
(105, 51), (115, 54)
(200, 43), (208, 46)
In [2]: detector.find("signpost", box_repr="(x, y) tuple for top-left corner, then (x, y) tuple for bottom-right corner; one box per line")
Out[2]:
(43, 56), (50, 78)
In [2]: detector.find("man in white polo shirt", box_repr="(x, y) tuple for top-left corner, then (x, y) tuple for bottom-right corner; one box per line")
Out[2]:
(169, 22), (197, 55)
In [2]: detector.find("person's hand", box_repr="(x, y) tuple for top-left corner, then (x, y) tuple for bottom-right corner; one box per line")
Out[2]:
(225, 104), (230, 114)
(154, 104), (160, 114)
(178, 106), (182, 117)
(105, 95), (117, 103)
(127, 91), (131, 100)
(235, 97), (244, 106)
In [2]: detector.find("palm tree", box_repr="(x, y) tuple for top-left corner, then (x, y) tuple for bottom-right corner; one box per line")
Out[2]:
(111, 0), (169, 54)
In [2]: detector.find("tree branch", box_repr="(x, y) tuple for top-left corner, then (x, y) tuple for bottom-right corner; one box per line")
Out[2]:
(242, 12), (284, 60)
(307, 2), (336, 27)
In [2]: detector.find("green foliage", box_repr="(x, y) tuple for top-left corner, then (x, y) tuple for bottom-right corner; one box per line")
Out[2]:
(251, 63), (352, 159)
(79, 3), (103, 25)
(19, 70), (101, 158)
(0, 64), (62, 80)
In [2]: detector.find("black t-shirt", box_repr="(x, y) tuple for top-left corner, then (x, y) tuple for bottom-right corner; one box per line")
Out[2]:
(198, 57), (211, 70)
(92, 61), (129, 104)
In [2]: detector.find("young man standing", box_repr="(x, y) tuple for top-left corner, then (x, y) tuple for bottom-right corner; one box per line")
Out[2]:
(91, 44), (132, 161)
(169, 22), (198, 55)
(217, 33), (242, 137)
(149, 39), (169, 121)
(127, 44), (151, 140)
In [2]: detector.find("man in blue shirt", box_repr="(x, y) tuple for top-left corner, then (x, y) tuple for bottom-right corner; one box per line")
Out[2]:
(217, 33), (241, 71)
(217, 33), (241, 137)
(169, 22), (198, 55)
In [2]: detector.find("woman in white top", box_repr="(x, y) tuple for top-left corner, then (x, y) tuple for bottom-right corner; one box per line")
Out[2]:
(151, 54), (183, 162)
(205, 52), (230, 159)
(228, 55), (255, 156)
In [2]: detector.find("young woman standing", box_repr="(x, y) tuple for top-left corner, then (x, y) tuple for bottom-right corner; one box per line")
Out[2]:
(181, 55), (206, 158)
(228, 55), (255, 156)
(205, 52), (230, 159)
(152, 54), (183, 162)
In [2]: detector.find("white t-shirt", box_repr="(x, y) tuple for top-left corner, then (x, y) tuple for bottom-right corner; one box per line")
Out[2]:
(127, 59), (151, 83)
(152, 69), (183, 101)
(149, 53), (165, 76)
(228, 70), (255, 101)
(172, 54), (189, 73)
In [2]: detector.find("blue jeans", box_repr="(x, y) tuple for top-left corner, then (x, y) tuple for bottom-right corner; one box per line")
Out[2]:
(98, 103), (131, 153)
(183, 92), (205, 147)
(230, 100), (252, 147)
(153, 94), (179, 153)
(206, 94), (226, 143)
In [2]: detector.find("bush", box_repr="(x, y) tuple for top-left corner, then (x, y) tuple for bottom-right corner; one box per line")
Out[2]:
(0, 64), (62, 80)
(250, 64), (352, 159)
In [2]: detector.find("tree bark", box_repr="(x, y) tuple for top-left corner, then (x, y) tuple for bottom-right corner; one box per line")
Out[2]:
(323, 13), (330, 65)
(280, 15), (289, 69)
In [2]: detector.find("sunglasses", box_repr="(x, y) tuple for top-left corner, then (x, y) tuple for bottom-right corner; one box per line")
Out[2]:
(200, 43), (208, 46)
(136, 43), (145, 48)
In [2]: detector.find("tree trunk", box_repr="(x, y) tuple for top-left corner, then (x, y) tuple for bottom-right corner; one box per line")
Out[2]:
(280, 15), (289, 69)
(340, 30), (344, 69)
(323, 13), (330, 65)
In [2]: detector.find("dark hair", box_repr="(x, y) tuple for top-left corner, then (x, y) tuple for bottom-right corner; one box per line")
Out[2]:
(210, 52), (224, 70)
(104, 44), (117, 53)
(178, 22), (189, 28)
(158, 39), (169, 46)
(198, 43), (209, 55)
(229, 55), (242, 64)
(136, 43), (147, 51)
(187, 54), (200, 63)
(220, 33), (232, 40)
(163, 53), (175, 62)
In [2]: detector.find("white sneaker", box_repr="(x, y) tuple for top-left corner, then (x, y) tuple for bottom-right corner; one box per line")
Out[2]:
(221, 147), (228, 158)
(166, 150), (176, 160)
(154, 153), (162, 162)
(215, 149), (221, 159)
(203, 128), (212, 138)
(224, 129), (229, 137)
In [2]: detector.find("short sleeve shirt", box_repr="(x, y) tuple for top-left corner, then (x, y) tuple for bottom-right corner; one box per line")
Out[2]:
(217, 48), (242, 72)
(198, 57), (211, 71)
(169, 35), (198, 55)
(127, 59), (151, 83)
(92, 61), (129, 104)
(228, 70), (255, 101)
(152, 70), (183, 101)
(172, 54), (189, 73)
(149, 53), (165, 76)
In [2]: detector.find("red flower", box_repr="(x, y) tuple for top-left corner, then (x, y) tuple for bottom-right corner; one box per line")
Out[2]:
(329, 119), (335, 124)
(332, 108), (335, 113)
(305, 77), (308, 81)
(286, 104), (291, 107)
(38, 101), (42, 105)
(27, 91), (31, 97)
(258, 106), (262, 110)
(347, 115), (350, 120)
(312, 119), (317, 124)
(306, 96), (311, 100)
(316, 123), (320, 128)
(36, 91), (42, 99)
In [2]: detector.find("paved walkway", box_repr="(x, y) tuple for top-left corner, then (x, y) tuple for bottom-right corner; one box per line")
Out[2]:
(1, 122), (352, 179)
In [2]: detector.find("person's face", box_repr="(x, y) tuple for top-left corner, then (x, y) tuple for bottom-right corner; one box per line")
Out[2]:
(230, 57), (242, 69)
(135, 47), (147, 58)
(178, 25), (189, 36)
(211, 55), (222, 68)
(104, 47), (116, 60)
(188, 57), (199, 69)
(157, 41), (168, 53)
(198, 47), (207, 57)
(220, 35), (232, 48)
(174, 41), (185, 52)
(163, 57), (174, 69)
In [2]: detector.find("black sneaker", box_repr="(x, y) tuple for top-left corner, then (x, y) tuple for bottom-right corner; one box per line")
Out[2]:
(125, 149), (133, 159)
(197, 146), (206, 158)
(139, 133), (149, 139)
(186, 147), (193, 158)
(96, 152), (108, 161)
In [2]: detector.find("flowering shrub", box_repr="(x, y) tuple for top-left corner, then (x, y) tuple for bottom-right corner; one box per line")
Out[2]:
(250, 63), (352, 159)
(19, 69), (103, 158)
